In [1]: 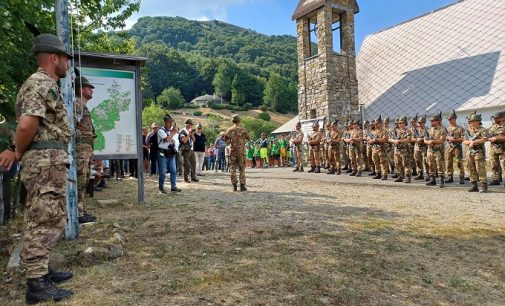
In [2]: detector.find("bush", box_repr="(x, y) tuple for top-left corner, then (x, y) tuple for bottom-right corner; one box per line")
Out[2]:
(257, 112), (271, 122)
(241, 116), (280, 140)
(243, 102), (253, 111)
(193, 111), (202, 116)
(259, 105), (268, 112)
(183, 104), (200, 109)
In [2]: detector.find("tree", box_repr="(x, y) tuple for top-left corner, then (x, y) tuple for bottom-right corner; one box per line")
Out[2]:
(142, 104), (166, 128)
(156, 87), (186, 109)
(263, 73), (297, 113)
(231, 74), (246, 106)
(241, 116), (279, 140)
(212, 63), (234, 100)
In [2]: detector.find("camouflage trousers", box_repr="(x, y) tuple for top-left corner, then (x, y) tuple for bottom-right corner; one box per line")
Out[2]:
(466, 150), (487, 183)
(427, 148), (445, 177)
(489, 146), (505, 181)
(21, 164), (68, 279)
(349, 145), (363, 172)
(77, 143), (93, 216)
(295, 146), (304, 168)
(321, 145), (327, 166)
(445, 145), (465, 178)
(387, 146), (395, 169)
(372, 148), (388, 175)
(309, 145), (321, 167)
(367, 145), (375, 172)
(342, 145), (349, 167)
(394, 149), (413, 177)
(230, 154), (246, 185)
(328, 145), (341, 169)
(414, 145), (429, 174)
(361, 144), (369, 170)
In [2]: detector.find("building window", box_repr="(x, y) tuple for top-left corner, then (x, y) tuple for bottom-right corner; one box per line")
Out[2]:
(332, 19), (342, 53)
(310, 109), (317, 119)
(309, 22), (319, 56)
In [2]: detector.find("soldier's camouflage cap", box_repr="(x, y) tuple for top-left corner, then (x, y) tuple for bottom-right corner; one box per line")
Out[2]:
(492, 111), (505, 119)
(410, 115), (418, 122)
(352, 119), (360, 125)
(384, 117), (390, 123)
(76, 76), (95, 89)
(468, 113), (482, 122)
(394, 117), (400, 124)
(375, 115), (383, 123)
(447, 109), (457, 120)
(331, 120), (339, 126)
(417, 115), (426, 123)
(33, 34), (73, 59)
(185, 119), (194, 125)
(430, 111), (442, 121)
(364, 120), (370, 124)
(398, 116), (407, 123)
(232, 114), (240, 123)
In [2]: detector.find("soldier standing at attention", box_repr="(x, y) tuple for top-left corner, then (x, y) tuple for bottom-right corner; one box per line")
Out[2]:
(362, 120), (370, 172)
(224, 115), (250, 191)
(384, 117), (395, 176)
(414, 116), (429, 181)
(367, 120), (377, 176)
(327, 121), (342, 175)
(307, 122), (322, 173)
(342, 121), (351, 172)
(322, 123), (331, 169)
(391, 116), (413, 183)
(291, 122), (305, 172)
(464, 112), (489, 193)
(348, 120), (364, 177)
(75, 77), (97, 224)
(425, 112), (447, 188)
(488, 111), (505, 187)
(15, 34), (74, 304)
(444, 110), (465, 184)
(408, 116), (418, 176)
(369, 116), (389, 180)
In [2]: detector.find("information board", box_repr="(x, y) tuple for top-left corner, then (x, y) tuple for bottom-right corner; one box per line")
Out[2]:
(81, 67), (137, 157)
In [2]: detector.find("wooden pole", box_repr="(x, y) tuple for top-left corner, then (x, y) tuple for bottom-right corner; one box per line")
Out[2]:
(56, 0), (79, 240)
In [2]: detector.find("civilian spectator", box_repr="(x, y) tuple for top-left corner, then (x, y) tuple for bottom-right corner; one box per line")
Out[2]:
(157, 114), (181, 193)
(142, 128), (149, 173)
(207, 145), (215, 170)
(203, 146), (210, 171)
(147, 123), (159, 176)
(179, 119), (199, 183)
(194, 123), (207, 176)
(225, 145), (231, 172)
(214, 132), (227, 172)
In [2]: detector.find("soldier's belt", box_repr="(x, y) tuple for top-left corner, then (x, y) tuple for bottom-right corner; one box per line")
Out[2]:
(78, 137), (94, 146)
(27, 140), (68, 151)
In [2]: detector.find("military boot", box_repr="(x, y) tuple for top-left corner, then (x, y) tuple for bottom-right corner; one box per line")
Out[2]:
(240, 184), (247, 192)
(439, 177), (445, 188)
(394, 176), (403, 183)
(356, 171), (362, 177)
(480, 182), (488, 193)
(444, 176), (454, 183)
(424, 174), (431, 182)
(373, 173), (382, 180)
(459, 176), (465, 185)
(299, 167), (304, 172)
(368, 171), (377, 176)
(405, 175), (412, 184)
(233, 184), (238, 192)
(327, 168), (335, 175)
(468, 182), (479, 192)
(308, 167), (315, 173)
(489, 180), (500, 186)
(391, 173), (399, 179)
(346, 168), (353, 173)
(26, 275), (73, 305)
(381, 175), (388, 181)
(47, 269), (73, 284)
(414, 173), (424, 180)
(412, 170), (418, 176)
(426, 176), (436, 186)
(292, 167), (300, 172)
(350, 170), (357, 176)
(314, 167), (321, 173)
(336, 169), (342, 175)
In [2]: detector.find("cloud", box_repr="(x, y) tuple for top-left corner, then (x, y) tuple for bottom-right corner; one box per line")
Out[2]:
(125, 0), (252, 28)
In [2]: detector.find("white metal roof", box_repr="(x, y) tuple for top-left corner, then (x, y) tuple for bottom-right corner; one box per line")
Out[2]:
(357, 0), (505, 119)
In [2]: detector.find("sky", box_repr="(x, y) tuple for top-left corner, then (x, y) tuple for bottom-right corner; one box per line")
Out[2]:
(126, 0), (458, 50)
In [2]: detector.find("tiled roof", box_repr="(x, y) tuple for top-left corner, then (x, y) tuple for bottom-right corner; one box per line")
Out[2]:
(272, 116), (300, 134)
(357, 0), (505, 120)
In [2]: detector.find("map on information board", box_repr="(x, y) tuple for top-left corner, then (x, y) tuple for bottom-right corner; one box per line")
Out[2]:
(81, 68), (137, 157)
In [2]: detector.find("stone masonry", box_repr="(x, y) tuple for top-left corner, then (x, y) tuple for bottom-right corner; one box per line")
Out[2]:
(292, 0), (360, 122)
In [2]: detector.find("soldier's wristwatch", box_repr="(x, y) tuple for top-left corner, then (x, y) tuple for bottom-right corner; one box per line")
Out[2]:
(7, 144), (15, 152)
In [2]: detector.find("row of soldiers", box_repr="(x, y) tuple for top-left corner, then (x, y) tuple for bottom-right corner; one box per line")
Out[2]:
(291, 110), (505, 193)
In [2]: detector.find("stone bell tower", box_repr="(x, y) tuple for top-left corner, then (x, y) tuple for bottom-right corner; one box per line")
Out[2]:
(292, 0), (360, 121)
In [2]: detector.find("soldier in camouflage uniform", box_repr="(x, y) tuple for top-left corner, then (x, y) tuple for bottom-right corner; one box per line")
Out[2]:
(307, 122), (322, 173)
(488, 111), (505, 187)
(292, 122), (305, 172)
(444, 110), (465, 184)
(414, 116), (429, 181)
(75, 77), (97, 224)
(384, 117), (395, 176)
(348, 119), (363, 177)
(408, 116), (418, 176)
(342, 121), (351, 172)
(326, 121), (342, 175)
(14, 34), (74, 304)
(362, 120), (371, 172)
(322, 123), (331, 169)
(224, 115), (251, 191)
(389, 117), (400, 179)
(369, 116), (389, 180)
(425, 112), (447, 188)
(464, 112), (489, 193)
(366, 120), (377, 176)
(390, 116), (413, 183)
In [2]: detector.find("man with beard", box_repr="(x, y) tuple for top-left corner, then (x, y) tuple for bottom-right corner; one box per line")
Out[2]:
(15, 33), (74, 304)
(75, 76), (97, 224)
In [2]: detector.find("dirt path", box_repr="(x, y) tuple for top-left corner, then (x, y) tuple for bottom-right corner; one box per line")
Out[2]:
(1, 168), (504, 305)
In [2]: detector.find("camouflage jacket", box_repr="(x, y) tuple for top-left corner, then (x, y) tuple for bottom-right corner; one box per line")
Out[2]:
(329, 130), (342, 148)
(426, 126), (447, 151)
(487, 124), (505, 149)
(446, 125), (465, 148)
(225, 125), (250, 155)
(371, 128), (388, 150)
(16, 68), (70, 167)
(309, 131), (322, 147)
(465, 126), (489, 153)
(75, 97), (96, 141)
(394, 127), (412, 152)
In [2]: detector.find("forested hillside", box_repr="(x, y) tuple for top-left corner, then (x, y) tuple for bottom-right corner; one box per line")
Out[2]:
(129, 17), (299, 113)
